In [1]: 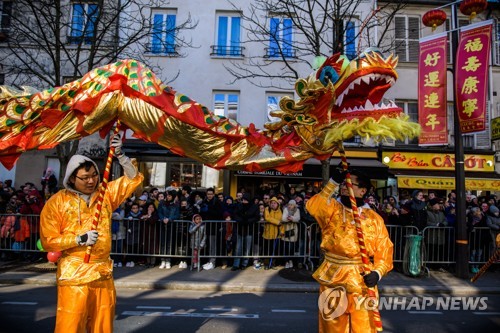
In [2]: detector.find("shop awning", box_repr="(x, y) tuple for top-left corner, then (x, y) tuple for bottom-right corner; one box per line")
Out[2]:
(392, 170), (500, 191)
(305, 158), (390, 180)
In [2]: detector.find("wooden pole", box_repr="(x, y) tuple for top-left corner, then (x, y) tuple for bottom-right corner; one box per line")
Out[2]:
(84, 120), (122, 263)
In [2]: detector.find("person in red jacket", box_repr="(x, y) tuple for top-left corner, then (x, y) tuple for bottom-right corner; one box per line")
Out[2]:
(19, 188), (44, 260)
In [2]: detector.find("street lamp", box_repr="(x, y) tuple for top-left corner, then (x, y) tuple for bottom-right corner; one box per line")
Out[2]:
(422, 0), (488, 279)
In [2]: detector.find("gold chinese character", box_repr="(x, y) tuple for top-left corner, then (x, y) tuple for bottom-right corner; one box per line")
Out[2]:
(425, 114), (440, 130)
(461, 76), (479, 94)
(424, 71), (440, 87)
(462, 56), (481, 72)
(424, 52), (441, 66)
(424, 92), (440, 108)
(462, 98), (478, 117)
(464, 38), (483, 52)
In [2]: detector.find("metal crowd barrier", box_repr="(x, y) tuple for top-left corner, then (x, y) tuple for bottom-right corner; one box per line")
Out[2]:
(0, 214), (497, 267)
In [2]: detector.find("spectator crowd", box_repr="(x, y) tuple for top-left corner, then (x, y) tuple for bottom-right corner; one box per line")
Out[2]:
(1, 170), (499, 274)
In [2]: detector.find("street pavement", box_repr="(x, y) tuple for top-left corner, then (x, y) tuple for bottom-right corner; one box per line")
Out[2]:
(0, 260), (498, 295)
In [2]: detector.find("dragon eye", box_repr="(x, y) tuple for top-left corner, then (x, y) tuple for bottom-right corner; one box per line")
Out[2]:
(319, 66), (339, 86)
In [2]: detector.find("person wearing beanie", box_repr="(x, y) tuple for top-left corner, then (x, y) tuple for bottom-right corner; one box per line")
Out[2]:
(189, 214), (206, 269)
(263, 197), (282, 269)
(39, 133), (143, 333)
(280, 199), (300, 269)
(306, 167), (393, 333)
(231, 192), (260, 271)
(410, 190), (427, 231)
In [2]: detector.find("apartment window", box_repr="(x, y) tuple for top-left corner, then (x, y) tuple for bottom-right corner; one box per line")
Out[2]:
(151, 10), (177, 55)
(345, 21), (357, 60)
(0, 0), (11, 42)
(213, 92), (239, 122)
(395, 16), (420, 62)
(268, 16), (294, 58)
(213, 13), (242, 56)
(69, 2), (98, 44)
(395, 100), (418, 145)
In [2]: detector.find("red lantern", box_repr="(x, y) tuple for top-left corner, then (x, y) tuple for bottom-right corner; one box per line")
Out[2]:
(459, 0), (488, 20)
(47, 251), (62, 263)
(422, 9), (447, 31)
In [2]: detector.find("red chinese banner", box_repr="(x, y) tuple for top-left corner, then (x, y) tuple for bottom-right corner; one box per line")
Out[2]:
(455, 20), (493, 134)
(418, 33), (448, 145)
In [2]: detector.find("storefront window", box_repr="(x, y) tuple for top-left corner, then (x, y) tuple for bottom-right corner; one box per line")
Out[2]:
(138, 161), (202, 189)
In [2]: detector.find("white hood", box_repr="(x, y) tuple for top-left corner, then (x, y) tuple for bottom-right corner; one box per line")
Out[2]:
(63, 155), (100, 190)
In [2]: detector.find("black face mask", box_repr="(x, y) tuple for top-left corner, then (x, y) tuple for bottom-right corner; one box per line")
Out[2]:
(340, 195), (366, 209)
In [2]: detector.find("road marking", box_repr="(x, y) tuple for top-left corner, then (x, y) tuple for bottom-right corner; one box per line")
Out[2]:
(271, 309), (306, 313)
(473, 312), (500, 315)
(136, 306), (172, 310)
(407, 311), (443, 315)
(122, 311), (258, 319)
(1, 302), (37, 305)
(203, 307), (237, 312)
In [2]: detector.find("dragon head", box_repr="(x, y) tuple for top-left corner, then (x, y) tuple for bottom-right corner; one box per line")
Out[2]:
(266, 48), (420, 152)
(319, 48), (400, 121)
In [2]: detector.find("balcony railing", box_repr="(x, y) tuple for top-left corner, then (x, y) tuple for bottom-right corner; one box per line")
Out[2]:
(264, 47), (296, 59)
(210, 45), (245, 57)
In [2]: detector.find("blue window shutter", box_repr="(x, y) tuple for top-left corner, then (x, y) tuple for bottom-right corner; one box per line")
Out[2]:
(166, 14), (176, 54)
(85, 4), (99, 42)
(218, 16), (228, 55)
(283, 18), (293, 57)
(345, 21), (356, 60)
(71, 4), (85, 38)
(230, 17), (240, 55)
(269, 18), (279, 57)
(152, 14), (163, 54)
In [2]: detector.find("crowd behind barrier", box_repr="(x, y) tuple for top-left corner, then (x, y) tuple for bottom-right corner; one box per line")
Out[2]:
(0, 214), (497, 271)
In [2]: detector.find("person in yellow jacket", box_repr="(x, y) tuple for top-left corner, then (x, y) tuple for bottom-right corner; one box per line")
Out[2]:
(40, 134), (143, 333)
(306, 168), (393, 333)
(263, 197), (282, 269)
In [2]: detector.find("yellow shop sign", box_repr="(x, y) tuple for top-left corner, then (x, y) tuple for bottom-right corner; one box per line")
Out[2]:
(397, 176), (500, 191)
(382, 152), (494, 172)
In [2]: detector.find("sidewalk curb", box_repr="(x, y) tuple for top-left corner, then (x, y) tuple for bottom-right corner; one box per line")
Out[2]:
(1, 275), (499, 295)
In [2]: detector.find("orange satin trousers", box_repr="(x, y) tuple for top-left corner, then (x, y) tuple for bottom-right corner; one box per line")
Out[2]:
(55, 278), (115, 333)
(318, 284), (377, 333)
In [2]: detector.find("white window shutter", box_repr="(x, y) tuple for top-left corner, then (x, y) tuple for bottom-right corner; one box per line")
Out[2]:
(474, 101), (491, 149)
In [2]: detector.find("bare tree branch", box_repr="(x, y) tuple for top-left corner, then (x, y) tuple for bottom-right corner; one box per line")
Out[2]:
(225, 0), (407, 89)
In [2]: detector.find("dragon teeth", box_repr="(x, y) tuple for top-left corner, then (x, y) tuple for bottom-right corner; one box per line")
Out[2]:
(365, 100), (374, 109)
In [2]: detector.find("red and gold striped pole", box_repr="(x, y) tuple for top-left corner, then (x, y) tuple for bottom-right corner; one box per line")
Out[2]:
(84, 120), (122, 263)
(339, 146), (383, 331)
(470, 249), (500, 283)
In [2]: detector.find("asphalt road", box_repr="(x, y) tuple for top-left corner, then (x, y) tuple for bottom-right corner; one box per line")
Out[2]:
(0, 285), (499, 332)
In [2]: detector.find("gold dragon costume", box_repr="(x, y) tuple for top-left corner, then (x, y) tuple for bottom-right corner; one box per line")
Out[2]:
(0, 48), (420, 332)
(307, 179), (393, 333)
(40, 154), (143, 332)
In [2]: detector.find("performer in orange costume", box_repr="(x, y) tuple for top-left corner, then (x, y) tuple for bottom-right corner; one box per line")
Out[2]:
(40, 134), (143, 333)
(306, 168), (393, 333)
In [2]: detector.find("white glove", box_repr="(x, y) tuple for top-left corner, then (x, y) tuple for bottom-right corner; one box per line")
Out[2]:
(76, 230), (99, 246)
(110, 133), (123, 156)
